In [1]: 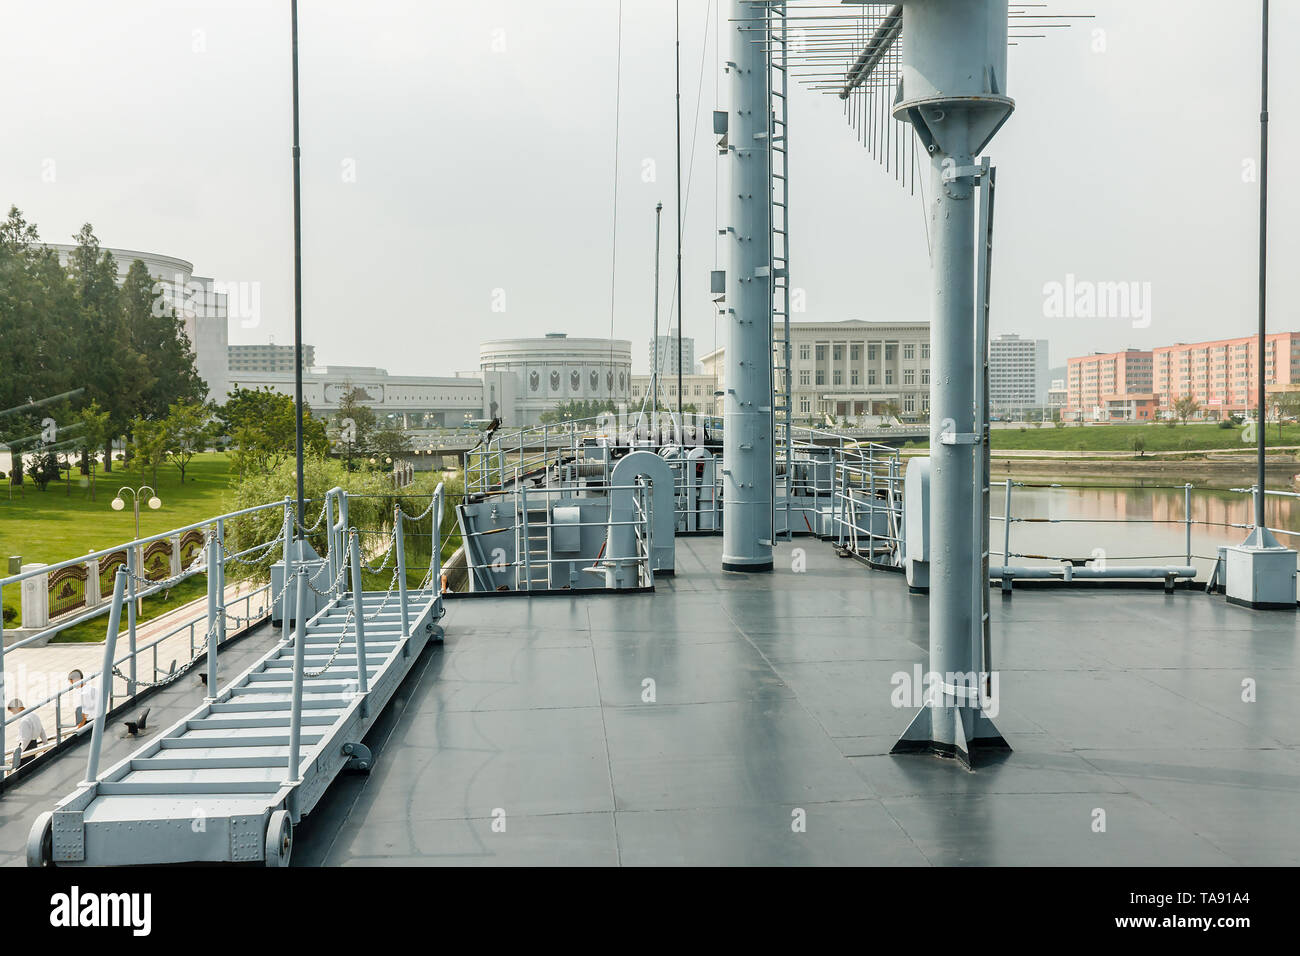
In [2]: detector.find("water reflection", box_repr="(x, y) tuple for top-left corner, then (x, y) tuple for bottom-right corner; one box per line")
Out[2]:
(990, 484), (1298, 577)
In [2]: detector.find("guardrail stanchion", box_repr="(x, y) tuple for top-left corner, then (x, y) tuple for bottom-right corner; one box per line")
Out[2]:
(83, 568), (126, 785)
(520, 481), (532, 591)
(0, 612), (6, 760)
(348, 529), (370, 711)
(205, 528), (218, 701)
(1184, 483), (1193, 566)
(395, 505), (410, 647)
(286, 567), (307, 788)
(216, 518), (227, 649)
(283, 497), (295, 644)
(1003, 479), (1014, 587)
(125, 546), (138, 696)
(433, 483), (444, 598)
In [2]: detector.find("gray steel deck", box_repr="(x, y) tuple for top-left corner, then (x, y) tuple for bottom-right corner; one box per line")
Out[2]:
(289, 536), (1300, 866)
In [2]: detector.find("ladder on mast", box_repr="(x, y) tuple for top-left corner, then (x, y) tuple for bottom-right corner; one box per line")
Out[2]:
(766, 0), (792, 542)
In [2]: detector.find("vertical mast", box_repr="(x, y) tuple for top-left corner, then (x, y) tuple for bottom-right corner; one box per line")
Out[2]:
(290, 0), (305, 539)
(721, 0), (774, 573)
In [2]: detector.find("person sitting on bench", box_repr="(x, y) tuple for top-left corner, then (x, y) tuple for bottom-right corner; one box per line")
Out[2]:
(6, 699), (46, 769)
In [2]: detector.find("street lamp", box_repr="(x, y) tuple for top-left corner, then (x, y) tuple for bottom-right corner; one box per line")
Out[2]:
(112, 485), (161, 614)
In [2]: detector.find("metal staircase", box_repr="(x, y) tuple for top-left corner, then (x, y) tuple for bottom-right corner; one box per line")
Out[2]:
(766, 0), (793, 541)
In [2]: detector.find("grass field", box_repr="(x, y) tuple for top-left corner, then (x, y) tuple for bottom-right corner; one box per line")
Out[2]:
(3, 452), (456, 640)
(905, 422), (1300, 453)
(1, 454), (234, 627)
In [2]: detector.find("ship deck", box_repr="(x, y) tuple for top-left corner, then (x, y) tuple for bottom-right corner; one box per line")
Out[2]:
(283, 535), (1300, 866)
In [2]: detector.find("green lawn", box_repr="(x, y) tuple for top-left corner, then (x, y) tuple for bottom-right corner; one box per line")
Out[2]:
(1, 453), (234, 625)
(905, 422), (1300, 454)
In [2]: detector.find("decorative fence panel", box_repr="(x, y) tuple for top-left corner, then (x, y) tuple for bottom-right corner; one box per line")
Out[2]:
(48, 564), (89, 618)
(98, 550), (127, 598)
(179, 529), (206, 570)
(142, 539), (173, 582)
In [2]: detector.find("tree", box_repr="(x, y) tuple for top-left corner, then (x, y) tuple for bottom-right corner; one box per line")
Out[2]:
(26, 450), (59, 490)
(120, 259), (207, 419)
(1173, 395), (1200, 426)
(71, 400), (111, 500)
(538, 398), (619, 425)
(130, 416), (169, 487)
(1131, 435), (1146, 458)
(163, 401), (213, 483)
(334, 384), (378, 471)
(0, 208), (78, 414)
(219, 387), (329, 476)
(369, 420), (414, 466)
(1273, 390), (1300, 439)
(67, 224), (151, 471)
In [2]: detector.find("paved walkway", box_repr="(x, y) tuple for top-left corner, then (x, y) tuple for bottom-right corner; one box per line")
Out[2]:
(2, 577), (271, 764)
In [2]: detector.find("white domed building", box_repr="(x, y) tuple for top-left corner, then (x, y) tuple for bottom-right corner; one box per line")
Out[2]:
(479, 334), (632, 426)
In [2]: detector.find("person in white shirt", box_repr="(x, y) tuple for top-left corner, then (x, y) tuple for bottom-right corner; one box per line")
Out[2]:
(68, 670), (99, 729)
(7, 699), (46, 767)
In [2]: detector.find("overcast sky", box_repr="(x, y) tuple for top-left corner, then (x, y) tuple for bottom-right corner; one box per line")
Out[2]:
(4, 0), (1297, 375)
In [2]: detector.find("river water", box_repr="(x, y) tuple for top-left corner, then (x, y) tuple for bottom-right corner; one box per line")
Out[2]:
(992, 482), (1299, 578)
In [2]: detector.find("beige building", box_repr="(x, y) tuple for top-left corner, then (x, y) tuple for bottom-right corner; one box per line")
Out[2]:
(630, 373), (722, 416)
(700, 319), (932, 424)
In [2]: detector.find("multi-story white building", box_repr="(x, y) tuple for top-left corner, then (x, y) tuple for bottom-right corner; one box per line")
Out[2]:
(988, 333), (1050, 418)
(648, 331), (696, 376)
(227, 365), (486, 429)
(228, 342), (316, 375)
(43, 244), (230, 404)
(700, 319), (932, 424)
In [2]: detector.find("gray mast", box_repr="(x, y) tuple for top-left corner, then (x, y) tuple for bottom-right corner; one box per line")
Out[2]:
(720, 0), (774, 573)
(891, 0), (1014, 766)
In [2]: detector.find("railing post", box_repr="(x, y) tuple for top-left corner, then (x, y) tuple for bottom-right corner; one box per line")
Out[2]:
(125, 545), (138, 696)
(520, 482), (532, 591)
(205, 529), (218, 701)
(1184, 482), (1193, 566)
(395, 505), (410, 647)
(283, 496), (295, 644)
(433, 483), (444, 596)
(216, 518), (227, 648)
(0, 609), (5, 760)
(83, 568), (126, 785)
(1003, 479), (1014, 567)
(868, 459), (877, 558)
(348, 529), (370, 706)
(286, 568), (307, 786)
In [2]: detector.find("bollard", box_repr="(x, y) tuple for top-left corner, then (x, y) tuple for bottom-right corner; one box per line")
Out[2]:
(83, 568), (127, 784)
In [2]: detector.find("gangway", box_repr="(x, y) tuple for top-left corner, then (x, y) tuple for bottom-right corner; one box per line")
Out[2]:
(26, 487), (446, 867)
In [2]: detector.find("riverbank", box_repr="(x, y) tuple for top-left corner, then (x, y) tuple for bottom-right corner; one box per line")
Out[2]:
(901, 449), (1300, 490)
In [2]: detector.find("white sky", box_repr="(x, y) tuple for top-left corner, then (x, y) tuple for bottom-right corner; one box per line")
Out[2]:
(3, 0), (1297, 375)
